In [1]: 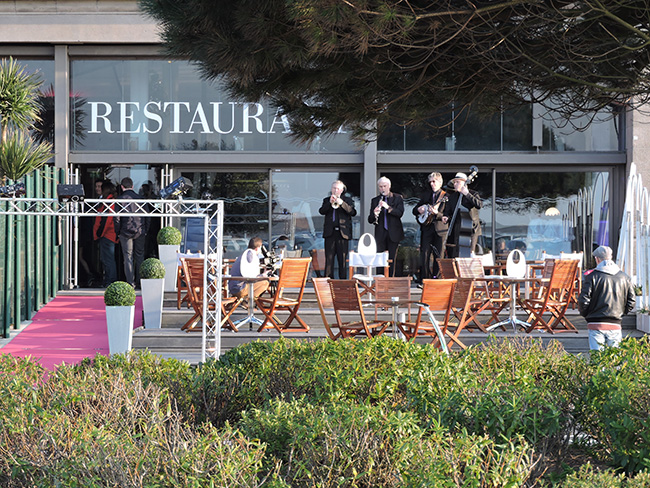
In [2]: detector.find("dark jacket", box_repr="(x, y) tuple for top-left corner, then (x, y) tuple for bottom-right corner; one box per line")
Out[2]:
(412, 188), (449, 237)
(115, 189), (148, 239)
(319, 194), (356, 240)
(578, 262), (635, 325)
(443, 188), (482, 242)
(368, 192), (404, 243)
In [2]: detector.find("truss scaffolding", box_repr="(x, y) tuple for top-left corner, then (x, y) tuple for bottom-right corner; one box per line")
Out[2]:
(0, 197), (224, 361)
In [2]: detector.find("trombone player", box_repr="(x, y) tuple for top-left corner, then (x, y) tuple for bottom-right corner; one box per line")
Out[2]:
(368, 176), (404, 277)
(319, 180), (356, 278)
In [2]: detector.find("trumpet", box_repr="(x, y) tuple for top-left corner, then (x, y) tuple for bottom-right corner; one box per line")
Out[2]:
(330, 193), (342, 209)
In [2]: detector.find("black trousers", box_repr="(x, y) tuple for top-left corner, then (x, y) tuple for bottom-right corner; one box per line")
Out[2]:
(376, 232), (399, 277)
(419, 228), (444, 280)
(324, 231), (349, 279)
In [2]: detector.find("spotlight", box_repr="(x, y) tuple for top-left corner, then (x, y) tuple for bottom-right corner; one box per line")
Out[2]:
(56, 184), (85, 203)
(160, 177), (193, 200)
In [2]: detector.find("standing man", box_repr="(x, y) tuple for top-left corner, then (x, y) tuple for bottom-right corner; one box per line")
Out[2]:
(319, 180), (356, 279)
(115, 177), (148, 288)
(413, 172), (448, 280)
(442, 172), (482, 258)
(579, 245), (635, 351)
(368, 176), (404, 277)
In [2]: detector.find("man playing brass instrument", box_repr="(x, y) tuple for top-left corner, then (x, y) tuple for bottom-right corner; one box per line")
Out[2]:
(413, 172), (448, 281)
(368, 176), (404, 277)
(319, 180), (357, 278)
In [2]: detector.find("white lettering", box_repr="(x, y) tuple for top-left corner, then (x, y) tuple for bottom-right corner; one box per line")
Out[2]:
(118, 102), (140, 134)
(188, 102), (212, 134)
(242, 103), (265, 134)
(163, 102), (191, 133)
(143, 101), (163, 133)
(211, 102), (236, 134)
(269, 109), (291, 134)
(89, 102), (114, 133)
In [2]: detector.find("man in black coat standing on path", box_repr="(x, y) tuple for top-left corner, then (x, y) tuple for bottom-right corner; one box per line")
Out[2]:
(115, 177), (148, 288)
(368, 176), (404, 277)
(413, 172), (448, 280)
(319, 180), (356, 279)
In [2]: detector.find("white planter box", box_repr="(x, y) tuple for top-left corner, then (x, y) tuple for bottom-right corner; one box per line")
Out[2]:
(105, 305), (135, 355)
(159, 244), (180, 292)
(637, 313), (650, 334)
(141, 278), (164, 329)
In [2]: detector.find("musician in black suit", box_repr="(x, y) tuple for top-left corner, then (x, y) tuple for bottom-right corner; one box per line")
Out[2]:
(443, 172), (482, 258)
(368, 176), (404, 276)
(413, 172), (449, 280)
(319, 180), (357, 278)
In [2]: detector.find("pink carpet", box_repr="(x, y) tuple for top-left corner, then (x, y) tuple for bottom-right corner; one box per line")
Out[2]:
(1, 295), (143, 370)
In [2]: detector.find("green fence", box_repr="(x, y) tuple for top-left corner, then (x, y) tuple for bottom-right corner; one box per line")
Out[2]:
(0, 166), (65, 339)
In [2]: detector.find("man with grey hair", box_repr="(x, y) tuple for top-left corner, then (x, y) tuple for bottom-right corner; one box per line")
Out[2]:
(578, 245), (635, 351)
(368, 176), (404, 276)
(413, 172), (448, 280)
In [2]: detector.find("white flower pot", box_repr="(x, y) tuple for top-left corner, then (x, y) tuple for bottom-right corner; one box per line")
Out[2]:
(638, 313), (650, 334)
(141, 278), (164, 329)
(105, 305), (135, 355)
(159, 244), (180, 292)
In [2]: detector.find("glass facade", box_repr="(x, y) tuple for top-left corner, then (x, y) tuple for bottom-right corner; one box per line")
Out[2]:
(70, 60), (359, 153)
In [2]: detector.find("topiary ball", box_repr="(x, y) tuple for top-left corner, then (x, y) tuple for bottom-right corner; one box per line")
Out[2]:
(157, 226), (182, 245)
(140, 257), (166, 279)
(104, 281), (136, 307)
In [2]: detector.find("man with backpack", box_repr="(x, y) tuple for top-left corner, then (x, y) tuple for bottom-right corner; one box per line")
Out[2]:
(115, 177), (148, 288)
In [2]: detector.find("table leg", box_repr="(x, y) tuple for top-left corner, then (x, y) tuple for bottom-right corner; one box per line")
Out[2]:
(233, 282), (265, 330)
(486, 282), (530, 332)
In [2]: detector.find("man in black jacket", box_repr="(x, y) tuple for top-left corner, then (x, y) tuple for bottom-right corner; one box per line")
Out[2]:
(368, 176), (404, 277)
(115, 177), (148, 287)
(319, 180), (356, 278)
(578, 245), (635, 351)
(442, 172), (482, 258)
(413, 172), (448, 280)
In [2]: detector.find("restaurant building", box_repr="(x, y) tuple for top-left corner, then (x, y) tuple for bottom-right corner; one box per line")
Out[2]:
(1, 0), (647, 284)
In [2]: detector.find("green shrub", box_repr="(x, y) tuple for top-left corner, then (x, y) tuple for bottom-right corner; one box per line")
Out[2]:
(576, 337), (650, 473)
(140, 257), (166, 279)
(103, 281), (135, 306)
(157, 226), (182, 245)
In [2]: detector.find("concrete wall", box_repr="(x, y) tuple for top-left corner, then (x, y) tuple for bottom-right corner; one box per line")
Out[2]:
(0, 0), (159, 43)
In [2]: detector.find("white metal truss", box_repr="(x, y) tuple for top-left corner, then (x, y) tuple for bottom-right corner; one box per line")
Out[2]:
(0, 196), (224, 361)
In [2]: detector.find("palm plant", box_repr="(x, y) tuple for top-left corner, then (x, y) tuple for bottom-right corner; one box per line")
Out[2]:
(0, 57), (52, 182)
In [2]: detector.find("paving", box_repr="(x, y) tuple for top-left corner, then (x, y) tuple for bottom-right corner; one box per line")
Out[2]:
(121, 285), (644, 364)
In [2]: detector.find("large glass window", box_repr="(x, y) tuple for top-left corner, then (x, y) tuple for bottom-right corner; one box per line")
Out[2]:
(71, 60), (358, 153)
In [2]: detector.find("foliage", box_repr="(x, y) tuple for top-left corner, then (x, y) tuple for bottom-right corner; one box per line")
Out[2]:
(140, 257), (166, 279)
(157, 225), (182, 245)
(5, 338), (650, 485)
(0, 57), (52, 181)
(103, 281), (136, 306)
(575, 337), (650, 474)
(0, 131), (52, 181)
(139, 0), (650, 142)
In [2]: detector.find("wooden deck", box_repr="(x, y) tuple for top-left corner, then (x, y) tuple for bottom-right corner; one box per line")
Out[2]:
(130, 286), (644, 364)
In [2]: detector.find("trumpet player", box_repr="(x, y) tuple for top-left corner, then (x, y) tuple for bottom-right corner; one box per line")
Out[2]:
(319, 180), (356, 278)
(368, 176), (404, 277)
(413, 172), (448, 281)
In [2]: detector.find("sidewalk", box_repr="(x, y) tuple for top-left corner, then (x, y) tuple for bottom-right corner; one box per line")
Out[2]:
(0, 294), (143, 370)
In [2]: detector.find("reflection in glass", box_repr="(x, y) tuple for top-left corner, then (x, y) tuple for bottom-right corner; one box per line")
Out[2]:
(270, 172), (361, 262)
(494, 172), (609, 266)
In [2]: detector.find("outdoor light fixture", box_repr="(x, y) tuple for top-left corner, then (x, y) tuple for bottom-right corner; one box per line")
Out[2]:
(56, 184), (85, 203)
(160, 176), (193, 199)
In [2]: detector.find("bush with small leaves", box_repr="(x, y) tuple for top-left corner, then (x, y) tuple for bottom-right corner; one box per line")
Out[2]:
(140, 257), (166, 279)
(156, 226), (182, 245)
(104, 281), (135, 306)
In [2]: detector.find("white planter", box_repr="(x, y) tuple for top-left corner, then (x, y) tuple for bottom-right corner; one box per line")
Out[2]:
(159, 244), (180, 292)
(105, 305), (135, 355)
(141, 278), (164, 329)
(637, 313), (650, 334)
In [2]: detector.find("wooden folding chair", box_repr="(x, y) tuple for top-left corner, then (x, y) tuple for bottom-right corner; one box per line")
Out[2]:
(180, 257), (244, 332)
(310, 249), (327, 277)
(255, 257), (312, 332)
(328, 279), (390, 338)
(446, 277), (494, 348)
(176, 251), (202, 309)
(398, 279), (456, 351)
(312, 277), (340, 340)
(437, 258), (458, 279)
(373, 276), (413, 322)
(455, 257), (509, 327)
(560, 251), (584, 308)
(520, 259), (579, 334)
